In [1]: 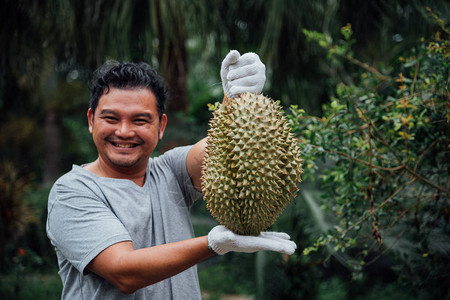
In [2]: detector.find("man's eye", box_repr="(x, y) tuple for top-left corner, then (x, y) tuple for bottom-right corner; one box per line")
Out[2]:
(135, 119), (149, 124)
(103, 116), (117, 121)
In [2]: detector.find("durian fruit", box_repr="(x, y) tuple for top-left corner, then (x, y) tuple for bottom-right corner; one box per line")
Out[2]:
(202, 92), (303, 236)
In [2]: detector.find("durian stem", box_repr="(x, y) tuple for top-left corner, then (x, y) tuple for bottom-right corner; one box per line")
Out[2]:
(223, 92), (229, 104)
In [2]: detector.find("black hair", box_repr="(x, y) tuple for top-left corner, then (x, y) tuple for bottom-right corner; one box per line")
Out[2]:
(89, 60), (166, 119)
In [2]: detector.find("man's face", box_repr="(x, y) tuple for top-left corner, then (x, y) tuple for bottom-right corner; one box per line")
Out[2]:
(87, 87), (167, 172)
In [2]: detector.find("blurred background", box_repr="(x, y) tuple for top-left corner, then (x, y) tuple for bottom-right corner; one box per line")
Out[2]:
(0, 0), (449, 299)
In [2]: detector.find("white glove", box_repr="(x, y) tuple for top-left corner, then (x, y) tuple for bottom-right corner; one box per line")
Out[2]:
(220, 50), (266, 99)
(208, 225), (297, 255)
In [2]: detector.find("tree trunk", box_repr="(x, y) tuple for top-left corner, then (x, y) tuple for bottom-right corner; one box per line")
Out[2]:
(155, 0), (188, 113)
(163, 41), (188, 113)
(44, 110), (61, 185)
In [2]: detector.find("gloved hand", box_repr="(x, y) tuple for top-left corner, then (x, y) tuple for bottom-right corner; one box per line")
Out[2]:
(208, 225), (297, 255)
(220, 50), (266, 99)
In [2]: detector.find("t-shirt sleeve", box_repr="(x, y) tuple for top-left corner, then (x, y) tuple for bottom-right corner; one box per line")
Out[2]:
(47, 177), (131, 274)
(157, 145), (203, 206)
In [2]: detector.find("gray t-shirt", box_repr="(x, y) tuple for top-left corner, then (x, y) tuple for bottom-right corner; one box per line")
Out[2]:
(47, 146), (203, 299)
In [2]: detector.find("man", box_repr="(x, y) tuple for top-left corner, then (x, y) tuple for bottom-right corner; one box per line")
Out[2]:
(46, 50), (297, 299)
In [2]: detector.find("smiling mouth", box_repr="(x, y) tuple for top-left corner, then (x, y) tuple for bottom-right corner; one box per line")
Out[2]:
(110, 141), (140, 148)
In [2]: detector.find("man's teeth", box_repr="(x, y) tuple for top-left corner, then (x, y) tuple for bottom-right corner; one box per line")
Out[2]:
(114, 143), (136, 148)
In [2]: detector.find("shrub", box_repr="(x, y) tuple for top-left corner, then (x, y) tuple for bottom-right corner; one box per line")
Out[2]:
(290, 11), (449, 298)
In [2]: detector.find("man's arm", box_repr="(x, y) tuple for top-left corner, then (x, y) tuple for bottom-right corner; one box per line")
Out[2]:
(87, 222), (296, 295)
(186, 137), (208, 191)
(87, 237), (212, 294)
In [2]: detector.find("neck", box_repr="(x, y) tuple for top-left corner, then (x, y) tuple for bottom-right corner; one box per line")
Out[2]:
(86, 158), (147, 187)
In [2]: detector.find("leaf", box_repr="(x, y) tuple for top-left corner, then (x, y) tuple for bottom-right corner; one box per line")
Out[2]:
(398, 131), (412, 139)
(403, 59), (417, 68)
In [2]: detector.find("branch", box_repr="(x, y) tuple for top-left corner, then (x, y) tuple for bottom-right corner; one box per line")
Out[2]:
(413, 137), (439, 172)
(310, 144), (403, 171)
(402, 166), (450, 196)
(340, 177), (415, 237)
(343, 54), (391, 82)
(349, 100), (450, 197)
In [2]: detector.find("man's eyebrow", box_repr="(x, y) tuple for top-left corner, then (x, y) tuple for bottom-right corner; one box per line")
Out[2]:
(99, 110), (117, 115)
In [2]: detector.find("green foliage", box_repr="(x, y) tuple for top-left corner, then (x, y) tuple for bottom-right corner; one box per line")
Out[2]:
(303, 24), (355, 64)
(303, 24), (391, 82)
(1, 182), (57, 271)
(198, 255), (256, 298)
(0, 273), (62, 300)
(0, 181), (62, 298)
(289, 17), (449, 297)
(0, 162), (37, 271)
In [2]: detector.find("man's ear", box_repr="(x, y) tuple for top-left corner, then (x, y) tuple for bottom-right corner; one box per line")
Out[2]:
(158, 114), (168, 140)
(87, 108), (94, 134)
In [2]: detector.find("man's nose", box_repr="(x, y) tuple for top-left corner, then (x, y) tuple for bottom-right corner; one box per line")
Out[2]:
(115, 121), (136, 138)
